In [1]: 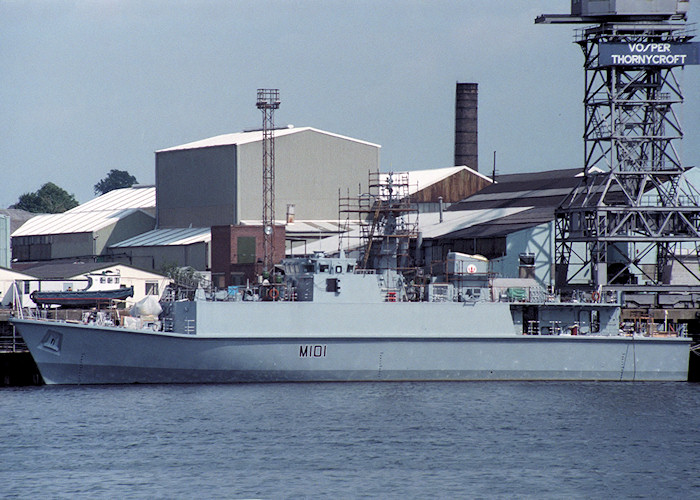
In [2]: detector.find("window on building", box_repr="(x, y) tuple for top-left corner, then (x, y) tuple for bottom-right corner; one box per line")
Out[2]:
(145, 282), (159, 296)
(237, 236), (256, 264)
(229, 273), (246, 286)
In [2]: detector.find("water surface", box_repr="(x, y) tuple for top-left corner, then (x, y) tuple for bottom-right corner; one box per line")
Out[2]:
(2, 382), (698, 498)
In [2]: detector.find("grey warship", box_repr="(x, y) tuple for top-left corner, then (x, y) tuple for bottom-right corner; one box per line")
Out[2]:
(10, 247), (690, 384)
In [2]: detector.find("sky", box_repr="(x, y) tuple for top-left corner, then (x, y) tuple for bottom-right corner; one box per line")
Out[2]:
(1, 0), (699, 206)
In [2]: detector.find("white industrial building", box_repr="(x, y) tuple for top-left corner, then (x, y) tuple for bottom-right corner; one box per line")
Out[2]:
(155, 126), (381, 228)
(11, 186), (156, 262)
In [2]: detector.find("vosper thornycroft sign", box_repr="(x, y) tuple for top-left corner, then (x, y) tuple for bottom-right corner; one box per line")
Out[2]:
(599, 42), (700, 66)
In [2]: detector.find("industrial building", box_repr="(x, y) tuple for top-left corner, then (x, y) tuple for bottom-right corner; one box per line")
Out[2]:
(155, 126), (380, 228)
(11, 186), (156, 263)
(9, 127), (383, 275)
(415, 167), (590, 289)
(1, 209), (35, 268)
(108, 226), (212, 272)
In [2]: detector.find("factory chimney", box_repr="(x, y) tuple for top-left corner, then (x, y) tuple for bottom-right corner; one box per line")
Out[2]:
(454, 82), (478, 171)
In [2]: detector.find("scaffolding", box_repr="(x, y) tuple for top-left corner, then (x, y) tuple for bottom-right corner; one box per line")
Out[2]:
(339, 171), (420, 273)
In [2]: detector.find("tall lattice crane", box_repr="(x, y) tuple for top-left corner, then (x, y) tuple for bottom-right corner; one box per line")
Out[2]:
(537, 1), (700, 294)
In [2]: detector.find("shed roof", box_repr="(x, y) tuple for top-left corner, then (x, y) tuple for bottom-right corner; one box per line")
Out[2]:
(240, 219), (351, 238)
(417, 207), (532, 239)
(157, 126), (381, 153)
(110, 220), (359, 249)
(68, 185), (155, 213)
(110, 227), (211, 248)
(12, 209), (153, 237)
(421, 168), (615, 241)
(442, 207), (557, 239)
(11, 186), (156, 237)
(447, 167), (586, 211)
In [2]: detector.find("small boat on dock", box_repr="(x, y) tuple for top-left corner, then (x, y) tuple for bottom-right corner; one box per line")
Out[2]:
(30, 286), (134, 308)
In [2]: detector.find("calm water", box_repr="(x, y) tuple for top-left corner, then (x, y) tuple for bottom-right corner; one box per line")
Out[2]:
(2, 382), (699, 499)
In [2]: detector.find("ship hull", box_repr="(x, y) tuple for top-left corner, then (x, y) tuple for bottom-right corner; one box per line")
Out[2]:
(11, 317), (690, 384)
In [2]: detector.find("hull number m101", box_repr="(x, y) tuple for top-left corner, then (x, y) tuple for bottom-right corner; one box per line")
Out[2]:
(299, 345), (327, 358)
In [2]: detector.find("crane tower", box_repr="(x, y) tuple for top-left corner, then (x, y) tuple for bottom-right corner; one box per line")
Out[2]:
(537, 1), (700, 299)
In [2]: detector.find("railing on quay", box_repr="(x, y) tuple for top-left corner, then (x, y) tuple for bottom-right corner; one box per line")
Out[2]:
(0, 313), (28, 353)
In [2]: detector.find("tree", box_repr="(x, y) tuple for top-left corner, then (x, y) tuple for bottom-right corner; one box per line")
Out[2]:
(10, 182), (79, 213)
(94, 169), (138, 195)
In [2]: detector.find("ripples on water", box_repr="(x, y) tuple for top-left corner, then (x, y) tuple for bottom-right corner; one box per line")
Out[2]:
(2, 382), (699, 499)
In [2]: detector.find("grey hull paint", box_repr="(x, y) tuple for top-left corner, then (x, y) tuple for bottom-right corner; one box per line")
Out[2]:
(12, 318), (690, 384)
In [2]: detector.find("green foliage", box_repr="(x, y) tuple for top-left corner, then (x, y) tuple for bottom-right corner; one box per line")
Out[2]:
(10, 182), (79, 213)
(94, 169), (138, 195)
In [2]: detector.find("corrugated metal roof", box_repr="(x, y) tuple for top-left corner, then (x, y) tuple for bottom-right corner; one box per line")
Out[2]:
(288, 224), (365, 256)
(110, 227), (211, 248)
(11, 186), (157, 237)
(448, 167), (584, 211)
(421, 168), (584, 240)
(240, 219), (351, 236)
(12, 209), (151, 237)
(68, 186), (155, 213)
(156, 126), (381, 153)
(443, 207), (556, 239)
(417, 207), (532, 239)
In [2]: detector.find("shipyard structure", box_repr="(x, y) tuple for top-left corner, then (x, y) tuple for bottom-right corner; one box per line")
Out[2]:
(537, 0), (700, 336)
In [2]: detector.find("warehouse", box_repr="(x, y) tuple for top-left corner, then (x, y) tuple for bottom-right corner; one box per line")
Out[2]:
(418, 167), (591, 289)
(155, 126), (380, 228)
(11, 186), (156, 263)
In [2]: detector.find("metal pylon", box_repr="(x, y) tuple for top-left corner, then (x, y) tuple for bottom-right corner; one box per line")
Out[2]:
(256, 89), (280, 273)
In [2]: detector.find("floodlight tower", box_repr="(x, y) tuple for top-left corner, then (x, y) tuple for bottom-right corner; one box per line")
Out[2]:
(536, 1), (700, 296)
(256, 88), (280, 273)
